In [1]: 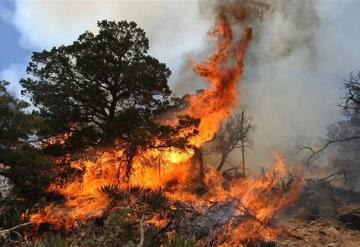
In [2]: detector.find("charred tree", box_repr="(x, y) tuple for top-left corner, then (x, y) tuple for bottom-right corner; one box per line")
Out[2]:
(300, 71), (360, 168)
(214, 110), (254, 175)
(194, 147), (205, 186)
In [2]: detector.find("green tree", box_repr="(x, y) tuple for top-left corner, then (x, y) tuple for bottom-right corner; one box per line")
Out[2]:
(21, 20), (198, 176)
(0, 81), (53, 197)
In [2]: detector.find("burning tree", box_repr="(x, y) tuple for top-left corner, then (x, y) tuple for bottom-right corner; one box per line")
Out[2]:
(0, 6), (305, 245)
(214, 110), (254, 175)
(20, 20), (198, 177)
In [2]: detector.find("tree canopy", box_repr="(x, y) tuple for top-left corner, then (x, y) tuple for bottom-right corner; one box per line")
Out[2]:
(0, 81), (53, 197)
(20, 20), (198, 176)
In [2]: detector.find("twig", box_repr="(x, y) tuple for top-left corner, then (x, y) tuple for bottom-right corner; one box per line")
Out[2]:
(0, 222), (32, 236)
(299, 133), (360, 169)
(138, 213), (145, 247)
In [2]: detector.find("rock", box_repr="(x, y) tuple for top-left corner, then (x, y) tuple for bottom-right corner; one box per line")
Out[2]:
(326, 226), (339, 234)
(339, 211), (360, 229)
(338, 204), (360, 229)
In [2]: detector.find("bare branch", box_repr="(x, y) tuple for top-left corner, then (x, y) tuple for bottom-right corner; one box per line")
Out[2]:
(299, 133), (360, 169)
(138, 213), (145, 247)
(0, 222), (32, 237)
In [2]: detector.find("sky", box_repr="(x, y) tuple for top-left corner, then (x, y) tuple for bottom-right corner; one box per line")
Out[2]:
(1, 0), (360, 167)
(0, 0), (211, 95)
(0, 0), (30, 94)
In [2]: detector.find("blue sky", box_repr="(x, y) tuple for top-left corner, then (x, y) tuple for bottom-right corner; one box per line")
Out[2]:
(0, 3), (30, 70)
(0, 0), (30, 94)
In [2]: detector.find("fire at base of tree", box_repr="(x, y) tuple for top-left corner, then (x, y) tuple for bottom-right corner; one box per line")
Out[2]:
(1, 1), (360, 247)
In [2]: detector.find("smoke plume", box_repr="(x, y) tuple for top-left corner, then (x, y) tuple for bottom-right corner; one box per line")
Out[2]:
(180, 0), (358, 169)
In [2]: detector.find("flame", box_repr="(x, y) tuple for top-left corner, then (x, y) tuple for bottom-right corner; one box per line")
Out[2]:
(30, 15), (303, 245)
(185, 16), (252, 146)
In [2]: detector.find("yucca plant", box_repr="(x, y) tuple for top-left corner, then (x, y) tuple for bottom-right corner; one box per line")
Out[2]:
(169, 233), (195, 247)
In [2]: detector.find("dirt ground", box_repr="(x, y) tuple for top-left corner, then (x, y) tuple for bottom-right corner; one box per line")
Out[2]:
(276, 218), (360, 247)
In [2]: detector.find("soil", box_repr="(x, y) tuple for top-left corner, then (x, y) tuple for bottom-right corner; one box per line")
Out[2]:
(276, 218), (360, 247)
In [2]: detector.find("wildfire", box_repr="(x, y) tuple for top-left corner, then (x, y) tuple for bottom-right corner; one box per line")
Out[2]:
(185, 16), (252, 146)
(30, 15), (303, 245)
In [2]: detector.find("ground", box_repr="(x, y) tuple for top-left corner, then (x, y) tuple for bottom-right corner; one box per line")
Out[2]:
(277, 218), (360, 247)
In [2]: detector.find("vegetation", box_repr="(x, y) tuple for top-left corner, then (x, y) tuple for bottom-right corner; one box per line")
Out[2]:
(214, 110), (253, 175)
(301, 72), (360, 180)
(3, 16), (357, 247)
(168, 233), (195, 247)
(0, 80), (55, 199)
(0, 20), (200, 246)
(20, 20), (198, 177)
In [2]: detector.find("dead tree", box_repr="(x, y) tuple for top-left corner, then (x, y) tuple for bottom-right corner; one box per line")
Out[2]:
(299, 72), (360, 168)
(299, 132), (360, 168)
(342, 71), (360, 113)
(193, 147), (205, 187)
(214, 110), (254, 175)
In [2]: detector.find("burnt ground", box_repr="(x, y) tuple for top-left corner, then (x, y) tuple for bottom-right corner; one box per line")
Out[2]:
(275, 176), (360, 247)
(276, 218), (360, 247)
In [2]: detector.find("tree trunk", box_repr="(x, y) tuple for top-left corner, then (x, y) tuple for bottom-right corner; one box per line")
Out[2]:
(240, 110), (246, 176)
(216, 154), (227, 172)
(241, 137), (245, 176)
(195, 148), (205, 186)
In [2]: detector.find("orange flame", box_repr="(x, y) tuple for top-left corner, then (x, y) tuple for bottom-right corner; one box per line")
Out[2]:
(185, 16), (252, 146)
(30, 16), (303, 245)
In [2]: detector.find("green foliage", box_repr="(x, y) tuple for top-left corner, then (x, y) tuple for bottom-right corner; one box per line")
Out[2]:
(168, 233), (195, 247)
(20, 20), (199, 177)
(1, 146), (54, 197)
(138, 189), (168, 211)
(0, 81), (55, 198)
(30, 234), (73, 247)
(0, 199), (25, 229)
(0, 81), (35, 148)
(21, 20), (173, 149)
(102, 208), (136, 247)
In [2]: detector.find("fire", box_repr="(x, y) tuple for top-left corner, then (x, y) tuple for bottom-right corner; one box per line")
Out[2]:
(185, 16), (252, 146)
(30, 15), (303, 245)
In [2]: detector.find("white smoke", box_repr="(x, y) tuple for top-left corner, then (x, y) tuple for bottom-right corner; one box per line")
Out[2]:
(238, 0), (360, 167)
(11, 0), (211, 86)
(190, 0), (360, 169)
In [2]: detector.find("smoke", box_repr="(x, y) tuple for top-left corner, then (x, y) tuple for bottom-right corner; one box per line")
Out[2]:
(8, 0), (360, 169)
(11, 0), (210, 87)
(242, 0), (360, 168)
(187, 0), (360, 169)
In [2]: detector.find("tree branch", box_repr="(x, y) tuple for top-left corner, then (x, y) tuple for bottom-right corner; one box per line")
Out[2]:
(299, 133), (360, 169)
(0, 222), (32, 236)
